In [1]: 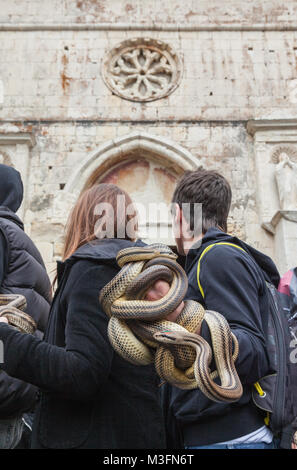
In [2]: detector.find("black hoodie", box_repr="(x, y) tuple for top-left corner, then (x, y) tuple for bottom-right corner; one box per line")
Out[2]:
(0, 164), (24, 284)
(0, 164), (51, 420)
(165, 228), (280, 447)
(0, 163), (23, 213)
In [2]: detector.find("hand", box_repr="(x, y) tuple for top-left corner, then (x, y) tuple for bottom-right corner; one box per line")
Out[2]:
(292, 441), (297, 449)
(145, 280), (184, 323)
(145, 281), (201, 334)
(0, 317), (8, 324)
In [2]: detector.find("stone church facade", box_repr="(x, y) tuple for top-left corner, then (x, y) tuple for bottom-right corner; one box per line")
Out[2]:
(0, 0), (297, 277)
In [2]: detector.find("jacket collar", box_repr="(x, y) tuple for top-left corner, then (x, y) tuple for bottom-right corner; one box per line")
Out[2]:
(185, 227), (280, 287)
(185, 227), (226, 273)
(56, 238), (146, 284)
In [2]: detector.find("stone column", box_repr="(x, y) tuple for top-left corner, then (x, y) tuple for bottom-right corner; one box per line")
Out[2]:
(247, 119), (297, 275)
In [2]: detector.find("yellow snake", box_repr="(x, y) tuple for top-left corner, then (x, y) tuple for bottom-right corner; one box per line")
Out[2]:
(0, 294), (36, 334)
(100, 244), (243, 403)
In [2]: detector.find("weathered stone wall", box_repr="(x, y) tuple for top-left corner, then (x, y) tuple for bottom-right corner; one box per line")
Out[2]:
(0, 121), (270, 276)
(0, 29), (296, 120)
(0, 0), (296, 276)
(0, 1), (297, 26)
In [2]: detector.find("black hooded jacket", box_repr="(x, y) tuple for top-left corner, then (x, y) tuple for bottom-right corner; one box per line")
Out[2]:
(0, 164), (51, 418)
(0, 163), (23, 283)
(164, 228), (280, 447)
(0, 238), (166, 449)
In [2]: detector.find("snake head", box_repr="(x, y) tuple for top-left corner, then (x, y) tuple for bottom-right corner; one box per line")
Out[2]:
(154, 330), (201, 347)
(154, 330), (181, 344)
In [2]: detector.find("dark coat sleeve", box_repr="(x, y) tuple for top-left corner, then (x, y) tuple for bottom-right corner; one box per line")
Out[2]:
(0, 371), (37, 418)
(0, 264), (115, 401)
(199, 246), (270, 384)
(0, 226), (38, 417)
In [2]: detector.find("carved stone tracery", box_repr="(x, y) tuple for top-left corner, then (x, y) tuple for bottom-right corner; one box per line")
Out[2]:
(271, 145), (297, 164)
(102, 38), (182, 102)
(0, 150), (12, 166)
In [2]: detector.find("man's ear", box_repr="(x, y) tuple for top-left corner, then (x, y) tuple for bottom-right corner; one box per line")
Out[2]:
(172, 203), (185, 255)
(173, 203), (182, 227)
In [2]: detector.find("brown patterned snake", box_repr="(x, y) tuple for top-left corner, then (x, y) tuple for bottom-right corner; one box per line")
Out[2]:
(100, 244), (243, 403)
(0, 294), (37, 334)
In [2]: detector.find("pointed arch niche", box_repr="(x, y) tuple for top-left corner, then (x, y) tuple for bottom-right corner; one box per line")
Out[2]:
(54, 132), (198, 244)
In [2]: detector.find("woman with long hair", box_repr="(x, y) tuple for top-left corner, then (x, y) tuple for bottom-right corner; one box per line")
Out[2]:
(0, 184), (166, 449)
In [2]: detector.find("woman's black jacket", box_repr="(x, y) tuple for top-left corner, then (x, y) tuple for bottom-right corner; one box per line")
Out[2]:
(0, 238), (166, 449)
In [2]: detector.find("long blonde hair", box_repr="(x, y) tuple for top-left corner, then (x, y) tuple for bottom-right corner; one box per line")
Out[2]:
(62, 184), (138, 261)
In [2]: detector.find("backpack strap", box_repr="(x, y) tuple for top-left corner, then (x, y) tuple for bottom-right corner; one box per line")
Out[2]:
(197, 242), (247, 299)
(196, 240), (268, 418)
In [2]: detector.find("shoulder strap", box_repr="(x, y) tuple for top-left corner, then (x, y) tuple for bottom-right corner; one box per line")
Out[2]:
(197, 241), (268, 413)
(197, 242), (247, 298)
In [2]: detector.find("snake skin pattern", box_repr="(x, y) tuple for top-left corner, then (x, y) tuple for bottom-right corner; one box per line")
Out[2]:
(100, 244), (243, 403)
(0, 294), (36, 334)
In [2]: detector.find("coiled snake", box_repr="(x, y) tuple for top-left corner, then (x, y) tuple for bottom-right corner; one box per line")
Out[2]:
(100, 244), (243, 403)
(0, 294), (36, 334)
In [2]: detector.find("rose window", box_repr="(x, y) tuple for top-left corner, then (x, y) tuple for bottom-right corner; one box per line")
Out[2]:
(102, 38), (182, 102)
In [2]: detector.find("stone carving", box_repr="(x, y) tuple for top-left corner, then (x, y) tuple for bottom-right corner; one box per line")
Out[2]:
(271, 145), (297, 164)
(274, 147), (297, 210)
(102, 38), (182, 102)
(0, 151), (12, 166)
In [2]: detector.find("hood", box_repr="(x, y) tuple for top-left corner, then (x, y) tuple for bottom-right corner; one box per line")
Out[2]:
(186, 227), (280, 288)
(0, 164), (23, 213)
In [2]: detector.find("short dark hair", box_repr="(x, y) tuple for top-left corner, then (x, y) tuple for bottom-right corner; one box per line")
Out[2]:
(172, 169), (232, 234)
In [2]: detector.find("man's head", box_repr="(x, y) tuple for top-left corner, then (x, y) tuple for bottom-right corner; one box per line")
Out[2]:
(171, 169), (232, 254)
(0, 164), (23, 213)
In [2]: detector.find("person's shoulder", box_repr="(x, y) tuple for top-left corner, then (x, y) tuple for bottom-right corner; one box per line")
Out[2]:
(203, 243), (248, 261)
(69, 257), (116, 276)
(199, 242), (263, 291)
(66, 257), (118, 289)
(199, 242), (258, 275)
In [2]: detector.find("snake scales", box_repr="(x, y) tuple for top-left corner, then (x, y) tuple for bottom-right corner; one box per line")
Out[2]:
(100, 243), (243, 403)
(0, 294), (36, 334)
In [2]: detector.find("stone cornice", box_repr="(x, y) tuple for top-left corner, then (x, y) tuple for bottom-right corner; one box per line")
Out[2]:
(262, 210), (297, 234)
(0, 23), (297, 32)
(247, 119), (297, 136)
(0, 133), (36, 147)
